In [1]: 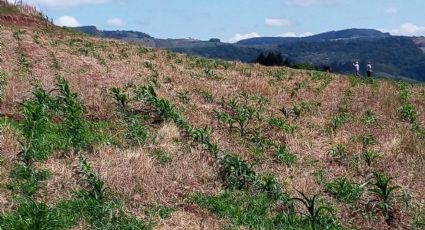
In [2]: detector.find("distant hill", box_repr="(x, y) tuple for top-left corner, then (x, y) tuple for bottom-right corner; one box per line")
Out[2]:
(237, 29), (391, 46)
(72, 26), (425, 82)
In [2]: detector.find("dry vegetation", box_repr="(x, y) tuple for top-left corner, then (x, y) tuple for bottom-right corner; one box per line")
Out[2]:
(1, 6), (425, 229)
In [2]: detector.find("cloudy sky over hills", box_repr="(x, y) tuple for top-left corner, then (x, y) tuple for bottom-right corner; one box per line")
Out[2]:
(11, 0), (425, 42)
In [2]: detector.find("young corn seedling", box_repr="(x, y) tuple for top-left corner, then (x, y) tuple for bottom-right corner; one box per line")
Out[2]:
(55, 77), (88, 150)
(324, 177), (363, 204)
(362, 150), (379, 167)
(362, 110), (377, 126)
(369, 172), (401, 222)
(292, 191), (332, 230)
(328, 144), (348, 165)
(268, 117), (297, 134)
(0, 71), (6, 102)
(399, 103), (417, 123)
(275, 145), (296, 167)
(78, 157), (106, 201)
(177, 90), (190, 104)
(219, 154), (256, 190)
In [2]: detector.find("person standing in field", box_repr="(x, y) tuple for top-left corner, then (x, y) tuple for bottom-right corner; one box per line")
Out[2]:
(366, 62), (372, 77)
(353, 61), (360, 77)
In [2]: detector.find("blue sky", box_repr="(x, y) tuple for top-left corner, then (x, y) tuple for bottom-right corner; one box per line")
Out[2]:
(13, 0), (425, 42)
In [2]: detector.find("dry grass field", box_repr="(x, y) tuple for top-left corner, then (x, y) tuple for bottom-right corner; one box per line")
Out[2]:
(1, 3), (425, 229)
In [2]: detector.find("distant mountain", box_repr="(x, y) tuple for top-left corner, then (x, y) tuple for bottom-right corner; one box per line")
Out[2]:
(72, 26), (425, 82)
(237, 29), (391, 46)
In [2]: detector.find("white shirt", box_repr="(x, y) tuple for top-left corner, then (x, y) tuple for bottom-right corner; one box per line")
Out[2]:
(354, 63), (359, 71)
(367, 64), (372, 71)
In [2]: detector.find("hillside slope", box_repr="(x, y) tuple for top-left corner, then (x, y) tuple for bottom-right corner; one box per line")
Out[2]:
(1, 9), (425, 230)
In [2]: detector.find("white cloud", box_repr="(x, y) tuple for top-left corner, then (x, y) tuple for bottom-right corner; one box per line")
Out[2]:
(54, 16), (81, 27)
(299, 32), (314, 37)
(279, 32), (314, 37)
(229, 32), (260, 43)
(265, 17), (291, 27)
(280, 32), (297, 37)
(286, 0), (338, 7)
(389, 23), (425, 36)
(13, 0), (109, 7)
(107, 17), (125, 26)
(384, 7), (398, 14)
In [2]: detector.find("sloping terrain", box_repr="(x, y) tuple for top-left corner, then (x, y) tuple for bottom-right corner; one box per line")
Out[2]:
(1, 5), (425, 229)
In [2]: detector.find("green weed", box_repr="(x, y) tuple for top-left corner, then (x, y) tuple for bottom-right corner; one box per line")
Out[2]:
(149, 149), (172, 166)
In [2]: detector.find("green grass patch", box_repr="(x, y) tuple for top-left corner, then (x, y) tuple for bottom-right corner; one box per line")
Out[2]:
(192, 191), (343, 230)
(0, 193), (151, 230)
(149, 149), (172, 166)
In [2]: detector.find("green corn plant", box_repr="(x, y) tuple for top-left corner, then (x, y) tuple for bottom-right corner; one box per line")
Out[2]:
(369, 172), (401, 221)
(267, 117), (296, 134)
(362, 150), (379, 167)
(292, 191), (332, 230)
(328, 144), (348, 164)
(272, 68), (286, 80)
(363, 110), (377, 126)
(79, 157), (106, 201)
(275, 145), (296, 167)
(0, 71), (6, 102)
(399, 103), (417, 123)
(199, 91), (214, 103)
(324, 177), (363, 204)
(124, 116), (148, 145)
(55, 77), (88, 150)
(250, 130), (273, 155)
(360, 135), (376, 150)
(254, 173), (283, 200)
(190, 127), (210, 144)
(396, 81), (411, 103)
(177, 90), (190, 104)
(219, 154), (256, 190)
(110, 87), (129, 112)
(328, 113), (349, 132)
